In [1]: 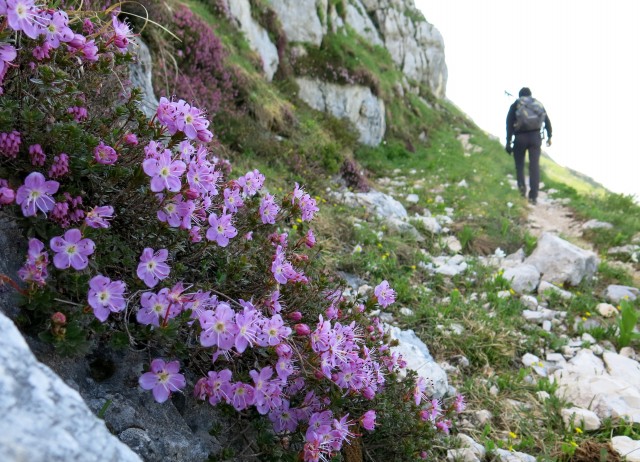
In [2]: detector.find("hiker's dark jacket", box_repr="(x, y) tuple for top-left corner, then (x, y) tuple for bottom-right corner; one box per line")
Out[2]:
(506, 99), (552, 142)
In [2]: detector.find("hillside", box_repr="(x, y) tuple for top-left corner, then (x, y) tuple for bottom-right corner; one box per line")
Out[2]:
(0, 1), (639, 462)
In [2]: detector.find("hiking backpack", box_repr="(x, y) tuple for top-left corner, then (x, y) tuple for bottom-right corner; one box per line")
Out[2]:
(514, 96), (546, 132)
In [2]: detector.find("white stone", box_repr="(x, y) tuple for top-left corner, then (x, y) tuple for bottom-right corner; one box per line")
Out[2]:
(536, 391), (550, 401)
(330, 189), (407, 220)
(612, 436), (640, 462)
(269, 0), (326, 46)
(605, 285), (639, 303)
(447, 448), (481, 462)
(225, 0), (279, 79)
(495, 448), (537, 462)
(582, 219), (614, 230)
(525, 233), (598, 286)
(497, 290), (511, 299)
(414, 216), (442, 234)
(399, 307), (415, 317)
(406, 193), (419, 203)
(597, 303), (619, 318)
(522, 353), (541, 367)
(0, 313), (141, 462)
(520, 295), (538, 310)
(387, 326), (448, 398)
(296, 78), (386, 146)
(443, 235), (462, 253)
(561, 407), (602, 430)
(522, 310), (544, 323)
(457, 179), (468, 188)
(537, 280), (573, 300)
(503, 265), (540, 294)
(344, 2), (383, 46)
(581, 333), (596, 344)
(129, 39), (158, 118)
(472, 410), (493, 426)
(542, 320), (552, 332)
(603, 351), (640, 388)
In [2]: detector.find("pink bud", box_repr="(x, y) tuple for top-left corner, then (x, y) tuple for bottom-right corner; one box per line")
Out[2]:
(288, 311), (302, 321)
(68, 33), (86, 49)
(185, 189), (199, 200)
(0, 186), (15, 205)
(123, 133), (138, 145)
(51, 312), (66, 325)
(294, 323), (310, 335)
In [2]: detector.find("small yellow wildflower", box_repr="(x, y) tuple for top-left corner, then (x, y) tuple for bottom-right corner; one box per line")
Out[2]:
(570, 441), (579, 448)
(296, 218), (302, 223)
(411, 265), (416, 270)
(292, 224), (298, 230)
(581, 317), (587, 321)
(574, 427), (583, 434)
(509, 288), (516, 295)
(508, 431), (517, 439)
(377, 243), (383, 248)
(508, 445), (514, 452)
(585, 311), (591, 317)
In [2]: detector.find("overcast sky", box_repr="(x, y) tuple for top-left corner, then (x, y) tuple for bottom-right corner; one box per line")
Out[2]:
(414, 0), (640, 199)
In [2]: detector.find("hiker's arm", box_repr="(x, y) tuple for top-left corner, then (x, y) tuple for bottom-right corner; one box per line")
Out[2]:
(506, 104), (516, 144)
(544, 114), (552, 140)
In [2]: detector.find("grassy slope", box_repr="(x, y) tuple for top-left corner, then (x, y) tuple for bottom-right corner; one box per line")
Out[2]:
(180, 2), (640, 459)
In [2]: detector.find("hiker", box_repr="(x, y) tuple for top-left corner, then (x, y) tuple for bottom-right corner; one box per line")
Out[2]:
(505, 87), (552, 205)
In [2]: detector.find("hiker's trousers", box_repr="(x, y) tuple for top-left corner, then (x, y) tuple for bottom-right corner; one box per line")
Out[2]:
(513, 131), (542, 200)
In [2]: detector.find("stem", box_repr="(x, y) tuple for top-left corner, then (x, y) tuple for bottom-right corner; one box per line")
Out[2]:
(0, 274), (27, 296)
(53, 298), (85, 307)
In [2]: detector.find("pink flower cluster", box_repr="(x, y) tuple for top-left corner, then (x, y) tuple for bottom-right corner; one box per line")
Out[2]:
(292, 183), (319, 222)
(0, 130), (21, 158)
(156, 97), (213, 143)
(18, 238), (49, 285)
(271, 245), (308, 285)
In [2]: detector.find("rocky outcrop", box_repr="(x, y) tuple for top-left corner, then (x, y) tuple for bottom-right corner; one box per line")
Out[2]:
(129, 39), (159, 119)
(387, 326), (449, 398)
(296, 77), (386, 145)
(525, 233), (598, 286)
(224, 0), (279, 80)
(359, 0), (447, 97)
(0, 312), (141, 462)
(269, 0), (327, 46)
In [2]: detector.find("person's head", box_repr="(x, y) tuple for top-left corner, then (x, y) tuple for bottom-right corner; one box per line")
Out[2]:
(519, 87), (532, 97)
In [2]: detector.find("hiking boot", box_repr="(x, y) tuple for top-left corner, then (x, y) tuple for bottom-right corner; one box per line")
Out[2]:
(528, 198), (537, 205)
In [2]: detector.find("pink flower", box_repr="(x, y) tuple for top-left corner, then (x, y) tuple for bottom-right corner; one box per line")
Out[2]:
(304, 229), (316, 248)
(139, 359), (186, 403)
(206, 211), (237, 247)
(17, 238), (49, 285)
(237, 169), (265, 197)
(41, 10), (74, 48)
(87, 274), (127, 322)
(453, 394), (466, 413)
(111, 15), (133, 52)
(6, 0), (41, 39)
(67, 106), (88, 122)
(15, 172), (59, 217)
(50, 229), (95, 270)
(0, 130), (20, 158)
(142, 150), (186, 193)
(259, 193), (279, 224)
(360, 410), (376, 431)
(230, 382), (255, 411)
(199, 303), (238, 350)
(374, 280), (396, 308)
(84, 205), (114, 229)
(94, 142), (118, 165)
(136, 247), (170, 288)
(137, 290), (172, 326)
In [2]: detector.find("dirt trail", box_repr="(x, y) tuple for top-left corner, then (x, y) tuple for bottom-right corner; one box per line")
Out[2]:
(526, 188), (640, 285)
(525, 190), (590, 246)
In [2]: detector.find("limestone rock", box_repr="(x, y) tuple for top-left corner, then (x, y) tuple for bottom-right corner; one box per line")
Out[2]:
(582, 219), (613, 230)
(447, 448), (481, 462)
(495, 448), (537, 462)
(561, 407), (602, 431)
(296, 77), (386, 146)
(554, 349), (640, 422)
(612, 436), (640, 461)
(225, 0), (279, 80)
(537, 280), (573, 300)
(0, 313), (141, 462)
(269, 0), (326, 46)
(596, 303), (618, 318)
(414, 215), (442, 234)
(129, 39), (158, 119)
(344, 2), (383, 46)
(330, 189), (407, 220)
(605, 284), (639, 303)
(503, 264), (540, 294)
(525, 233), (598, 286)
(387, 326), (448, 398)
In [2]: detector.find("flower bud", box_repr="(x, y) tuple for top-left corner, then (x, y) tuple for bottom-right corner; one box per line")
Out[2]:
(288, 311), (302, 321)
(123, 133), (138, 145)
(51, 311), (66, 325)
(185, 189), (199, 200)
(294, 323), (310, 336)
